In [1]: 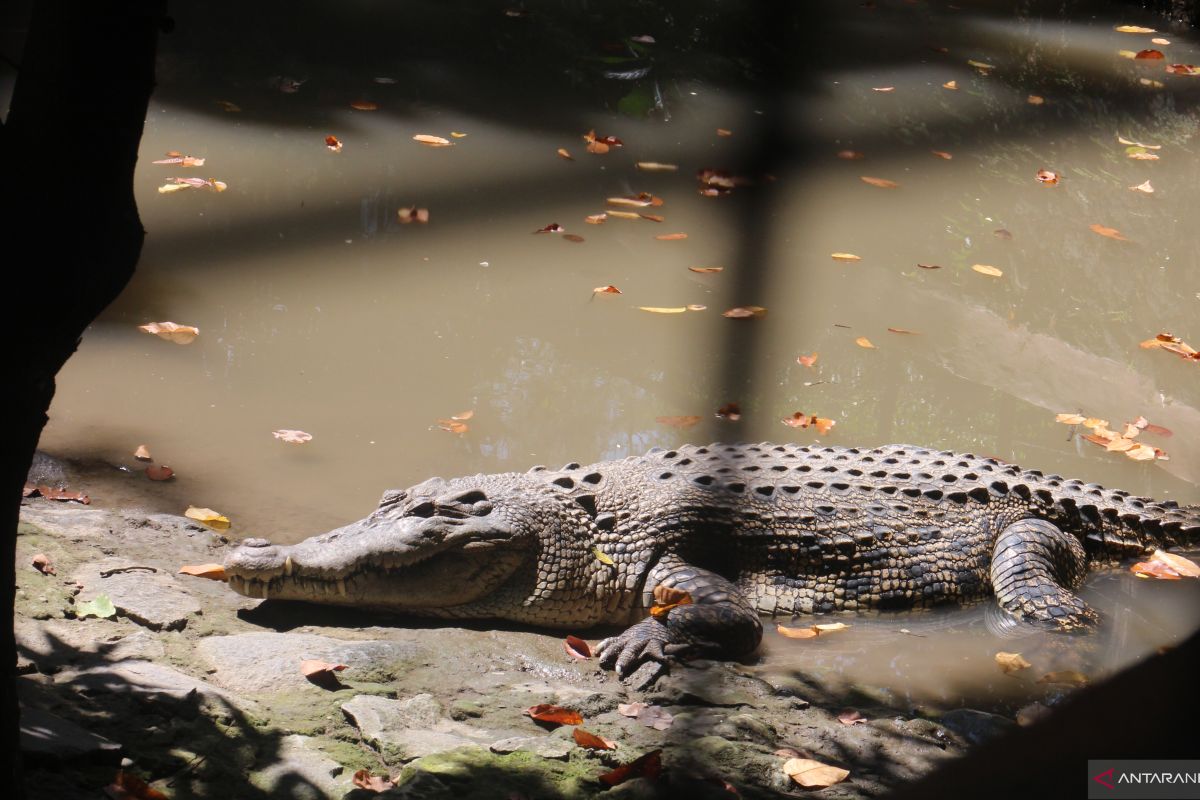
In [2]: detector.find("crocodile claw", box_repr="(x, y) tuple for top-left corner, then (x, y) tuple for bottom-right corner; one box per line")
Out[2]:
(596, 618), (684, 681)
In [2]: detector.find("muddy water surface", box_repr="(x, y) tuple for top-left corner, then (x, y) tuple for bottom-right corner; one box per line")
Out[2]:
(32, 0), (1200, 707)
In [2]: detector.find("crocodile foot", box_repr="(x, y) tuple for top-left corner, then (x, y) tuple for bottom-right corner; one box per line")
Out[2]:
(596, 618), (694, 682)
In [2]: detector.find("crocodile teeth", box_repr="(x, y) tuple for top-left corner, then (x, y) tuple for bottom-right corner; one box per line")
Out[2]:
(284, 556), (294, 576)
(337, 578), (347, 597)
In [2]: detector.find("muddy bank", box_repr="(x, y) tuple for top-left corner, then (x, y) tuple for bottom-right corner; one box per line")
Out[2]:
(18, 495), (1032, 800)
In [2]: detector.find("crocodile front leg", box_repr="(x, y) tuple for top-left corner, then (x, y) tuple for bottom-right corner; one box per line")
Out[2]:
(990, 518), (1098, 631)
(596, 555), (763, 681)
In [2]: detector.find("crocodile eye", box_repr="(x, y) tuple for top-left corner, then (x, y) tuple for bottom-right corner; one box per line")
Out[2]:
(408, 501), (436, 518)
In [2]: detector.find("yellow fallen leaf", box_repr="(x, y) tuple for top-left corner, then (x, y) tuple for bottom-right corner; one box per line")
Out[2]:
(450, 131), (468, 138)
(783, 758), (850, 788)
(557, 148), (574, 160)
(178, 563), (227, 581)
(638, 306), (687, 314)
(995, 651), (1032, 674)
(413, 134), (453, 147)
(1115, 25), (1157, 33)
(776, 624), (819, 639)
(134, 445), (152, 462)
(942, 80), (958, 90)
(185, 506), (230, 531)
(813, 622), (849, 633)
(855, 337), (876, 349)
(138, 321), (200, 344)
(1148, 549), (1200, 577)
(831, 253), (861, 262)
(635, 162), (678, 171)
(972, 264), (1003, 277)
(1055, 413), (1086, 425)
(1130, 180), (1154, 193)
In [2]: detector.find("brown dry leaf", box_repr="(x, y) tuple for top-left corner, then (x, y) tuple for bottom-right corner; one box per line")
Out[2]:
(717, 127), (734, 135)
(972, 264), (1003, 277)
(585, 213), (607, 224)
(656, 415), (702, 429)
(831, 253), (861, 262)
(1115, 25), (1157, 33)
(563, 635), (592, 660)
(324, 135), (343, 153)
(1132, 559), (1183, 580)
(837, 150), (865, 160)
(917, 263), (942, 270)
(1130, 180), (1154, 193)
(524, 704), (583, 726)
(1166, 64), (1200, 75)
(1090, 223), (1129, 241)
(563, 234), (585, 243)
(640, 213), (665, 223)
(1104, 437), (1137, 452)
(35, 486), (90, 504)
(300, 659), (348, 678)
(31, 554), (55, 575)
(145, 465), (174, 481)
(838, 709), (868, 726)
(1135, 49), (1165, 60)
(587, 140), (610, 154)
(158, 176), (227, 193)
(178, 563), (228, 581)
(783, 758), (850, 788)
(573, 727), (618, 750)
(636, 162), (678, 171)
(797, 353), (818, 368)
(1055, 413), (1087, 425)
(134, 445), (152, 462)
(1144, 550), (1200, 577)
(593, 285), (622, 295)
(855, 337), (876, 349)
(722, 306), (767, 319)
(780, 413), (836, 435)
(397, 207), (430, 224)
(650, 585), (694, 619)
(995, 651), (1032, 674)
(887, 327), (919, 335)
(617, 702), (647, 718)
(138, 321), (200, 344)
(1139, 332), (1200, 361)
(872, 87), (895, 92)
(272, 429), (313, 443)
(534, 223), (564, 234)
(184, 506), (230, 530)
(1036, 169), (1060, 185)
(655, 232), (688, 241)
(152, 153), (206, 167)
(107, 770), (169, 800)
(942, 80), (958, 90)
(931, 150), (953, 160)
(689, 266), (724, 273)
(1037, 670), (1089, 687)
(607, 210), (641, 220)
(715, 402), (742, 421)
(350, 101), (379, 111)
(598, 749), (663, 787)
(557, 148), (574, 160)
(437, 420), (469, 434)
(413, 134), (453, 147)
(352, 769), (394, 792)
(639, 306), (687, 314)
(860, 176), (899, 188)
(994, 229), (1013, 240)
(1028, 94), (1045, 104)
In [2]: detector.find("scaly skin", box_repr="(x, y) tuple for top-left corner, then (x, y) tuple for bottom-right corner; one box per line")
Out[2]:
(225, 443), (1200, 680)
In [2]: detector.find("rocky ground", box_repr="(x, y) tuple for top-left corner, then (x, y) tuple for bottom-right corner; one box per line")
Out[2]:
(16, 486), (1022, 799)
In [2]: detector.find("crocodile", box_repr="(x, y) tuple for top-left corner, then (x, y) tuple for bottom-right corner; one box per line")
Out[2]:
(225, 443), (1200, 679)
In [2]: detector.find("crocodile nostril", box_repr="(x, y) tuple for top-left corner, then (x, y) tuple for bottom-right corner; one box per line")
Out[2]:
(241, 538), (273, 548)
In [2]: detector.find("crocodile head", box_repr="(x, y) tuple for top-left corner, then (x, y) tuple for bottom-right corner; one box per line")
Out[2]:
(224, 472), (602, 620)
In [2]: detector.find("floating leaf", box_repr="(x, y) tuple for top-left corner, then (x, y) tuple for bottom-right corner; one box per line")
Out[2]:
(1118, 137), (1162, 150)
(1090, 224), (1129, 241)
(573, 728), (618, 750)
(715, 402), (741, 421)
(1166, 64), (1200, 76)
(34, 486), (90, 504)
(1028, 94), (1045, 104)
(967, 59), (996, 71)
(636, 162), (678, 172)
(1036, 169), (1059, 185)
(722, 306), (767, 319)
(855, 337), (876, 349)
(557, 148), (574, 160)
(437, 419), (468, 434)
(152, 153), (206, 167)
(216, 100), (241, 112)
(783, 758), (850, 788)
(158, 176), (227, 193)
(178, 563), (228, 581)
(350, 101), (379, 111)
(942, 80), (957, 90)
(994, 228), (1013, 240)
(139, 321), (199, 344)
(1140, 78), (1166, 88)
(655, 232), (688, 240)
(688, 266), (724, 273)
(781, 413), (836, 435)
(1115, 25), (1157, 33)
(397, 207), (429, 224)
(917, 263), (942, 270)
(995, 651), (1032, 674)
(1055, 413), (1086, 425)
(76, 594), (116, 620)
(585, 214), (607, 224)
(639, 213), (664, 223)
(134, 445), (152, 462)
(972, 264), (1003, 277)
(107, 770), (168, 800)
(413, 134), (452, 147)
(593, 285), (622, 295)
(1149, 550), (1200, 577)
(564, 635), (592, 660)
(146, 465), (174, 481)
(860, 176), (899, 188)
(831, 253), (861, 262)
(185, 506), (230, 530)
(656, 415), (702, 429)
(563, 234), (585, 243)
(872, 87), (895, 93)
(598, 750), (662, 787)
(300, 659), (348, 678)
(1139, 332), (1200, 361)
(1130, 180), (1154, 193)
(931, 150), (953, 160)
(797, 352), (818, 367)
(1135, 49), (1165, 60)
(450, 132), (468, 138)
(524, 704), (583, 726)
(639, 306), (687, 314)
(534, 223), (564, 234)
(324, 135), (343, 153)
(1037, 670), (1089, 687)
(272, 429), (313, 444)
(686, 304), (707, 312)
(1152, 37), (1171, 45)
(716, 127), (734, 135)
(837, 150), (865, 160)
(607, 210), (640, 220)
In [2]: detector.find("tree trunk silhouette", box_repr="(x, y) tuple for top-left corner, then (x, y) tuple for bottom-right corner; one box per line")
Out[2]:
(1, 1), (165, 794)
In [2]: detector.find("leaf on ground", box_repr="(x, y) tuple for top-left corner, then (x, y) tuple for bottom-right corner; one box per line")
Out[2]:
(21, 483), (37, 497)
(573, 727), (618, 750)
(106, 770), (169, 800)
(557, 148), (574, 160)
(837, 709), (868, 726)
(722, 306), (766, 319)
(797, 352), (818, 367)
(134, 445), (152, 462)
(783, 758), (850, 788)
(972, 264), (1003, 277)
(655, 232), (688, 240)
(76, 594), (116, 620)
(617, 702), (647, 718)
(178, 563), (227, 581)
(324, 136), (343, 153)
(35, 486), (91, 504)
(525, 704), (583, 726)
(1090, 223), (1129, 241)
(639, 306), (687, 314)
(780, 413), (836, 435)
(636, 162), (678, 171)
(272, 429), (313, 443)
(715, 402), (742, 421)
(1037, 670), (1089, 687)
(635, 706), (674, 730)
(855, 337), (876, 349)
(1036, 169), (1059, 185)
(593, 285), (622, 295)
(300, 659), (348, 678)
(1130, 180), (1154, 193)
(145, 465), (174, 481)
(185, 506), (230, 530)
(31, 554), (55, 575)
(656, 415), (702, 429)
(837, 150), (865, 160)
(995, 651), (1032, 674)
(860, 176), (899, 188)
(831, 253), (861, 262)
(650, 585), (693, 619)
(397, 207), (430, 224)
(598, 749), (663, 787)
(413, 134), (452, 147)
(564, 635), (592, 660)
(139, 321), (199, 344)
(351, 769), (394, 792)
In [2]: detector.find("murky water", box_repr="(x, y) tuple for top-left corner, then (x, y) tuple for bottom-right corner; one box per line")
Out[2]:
(27, 0), (1200, 702)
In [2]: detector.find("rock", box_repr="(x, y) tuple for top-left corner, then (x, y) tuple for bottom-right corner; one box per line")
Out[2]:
(647, 662), (767, 708)
(503, 680), (618, 716)
(725, 713), (777, 745)
(20, 706), (122, 764)
(938, 709), (1016, 745)
(341, 694), (491, 763)
(59, 659), (255, 719)
(449, 698), (485, 720)
(196, 632), (422, 692)
(256, 734), (351, 800)
(73, 558), (203, 632)
(17, 620), (165, 672)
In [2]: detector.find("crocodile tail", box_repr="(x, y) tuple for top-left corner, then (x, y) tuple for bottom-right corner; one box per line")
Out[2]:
(1103, 500), (1200, 555)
